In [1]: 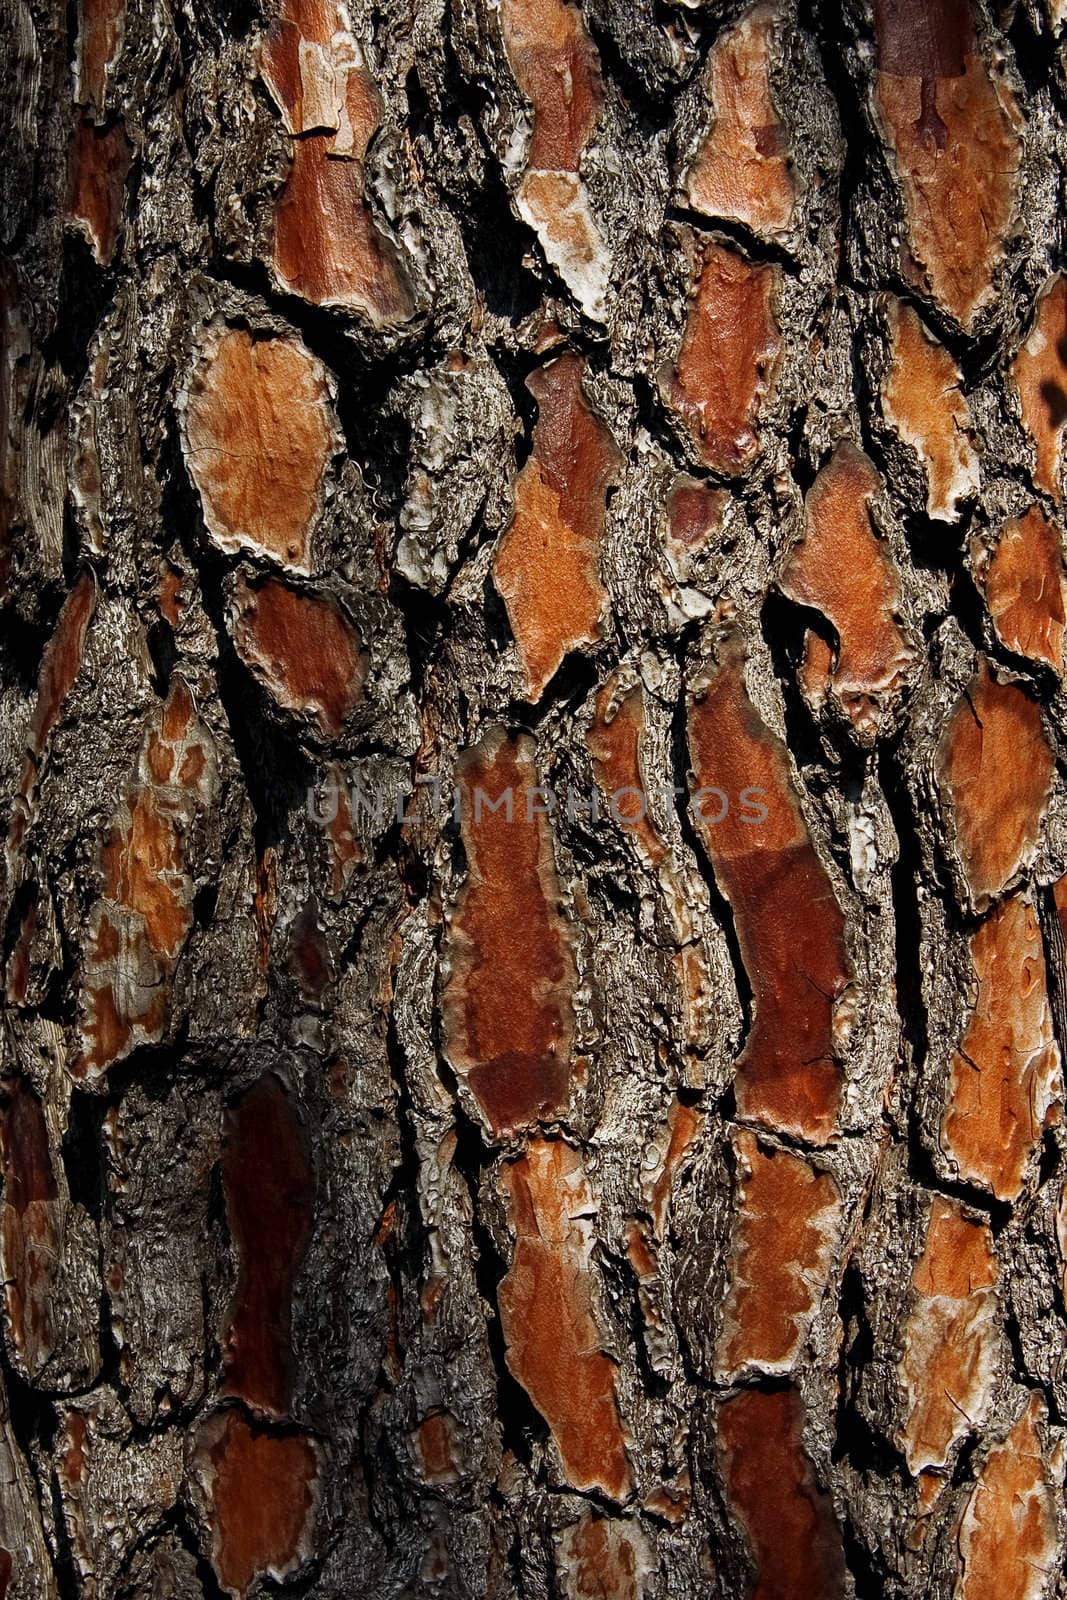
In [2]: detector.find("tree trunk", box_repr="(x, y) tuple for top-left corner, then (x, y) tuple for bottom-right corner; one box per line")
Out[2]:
(3, 0), (1067, 1595)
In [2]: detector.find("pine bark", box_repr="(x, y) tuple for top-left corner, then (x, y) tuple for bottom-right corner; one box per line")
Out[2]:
(2, 0), (1067, 1596)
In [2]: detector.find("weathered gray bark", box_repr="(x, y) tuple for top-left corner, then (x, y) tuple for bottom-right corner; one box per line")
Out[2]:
(3, 0), (1067, 1596)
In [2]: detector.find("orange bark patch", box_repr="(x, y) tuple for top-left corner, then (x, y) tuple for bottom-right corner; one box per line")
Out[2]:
(500, 0), (609, 317)
(718, 1387), (846, 1600)
(200, 1410), (319, 1597)
(781, 441), (913, 736)
(882, 297), (978, 519)
(897, 1195), (999, 1474)
(937, 661), (1054, 909)
(443, 729), (576, 1136)
(100, 788), (185, 959)
(983, 508), (1065, 672)
(872, 0), (1020, 328)
(687, 640), (850, 1142)
(941, 895), (1062, 1203)
(69, 119), (130, 266)
(262, 0), (413, 323)
(500, 0), (600, 170)
(1012, 275), (1067, 502)
(662, 241), (781, 476)
(498, 1138), (632, 1500)
(273, 140), (414, 324)
(683, 2), (794, 236)
(494, 353), (621, 702)
(954, 1395), (1059, 1600)
(230, 575), (367, 739)
(221, 1074), (314, 1416)
(260, 0), (364, 136)
(715, 1130), (842, 1381)
(75, 0), (125, 117)
(643, 1478), (690, 1523)
(557, 1513), (651, 1600)
(76, 679), (216, 1079)
(0, 1075), (59, 1370)
(183, 328), (334, 571)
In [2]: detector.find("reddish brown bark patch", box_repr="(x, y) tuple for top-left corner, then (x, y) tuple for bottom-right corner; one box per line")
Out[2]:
(69, 119), (130, 266)
(75, 0), (125, 117)
(182, 328), (334, 571)
(75, 679), (216, 1079)
(199, 1410), (319, 1597)
(937, 661), (1054, 909)
(1012, 275), (1067, 502)
(498, 1138), (632, 1500)
(781, 442), (913, 736)
(260, 0), (361, 135)
(683, 3), (794, 237)
(230, 575), (366, 739)
(500, 0), (600, 170)
(666, 477), (729, 572)
(717, 1387), (846, 1600)
(261, 1), (413, 323)
(494, 353), (621, 702)
(715, 1130), (842, 1381)
(28, 575), (96, 753)
(897, 1195), (999, 1474)
(687, 640), (850, 1142)
(941, 895), (1062, 1202)
(872, 0), (1020, 328)
(272, 139), (414, 325)
(8, 572), (95, 856)
(221, 1074), (314, 1416)
(954, 1395), (1059, 1600)
(500, 0), (609, 318)
(0, 1075), (60, 1370)
(0, 1076), (57, 1214)
(983, 507), (1066, 672)
(882, 297), (978, 520)
(557, 1513), (651, 1600)
(443, 729), (576, 1136)
(662, 241), (781, 476)
(415, 1413), (459, 1484)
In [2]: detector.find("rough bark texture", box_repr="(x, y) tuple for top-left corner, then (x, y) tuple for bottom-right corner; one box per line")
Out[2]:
(2, 0), (1067, 1596)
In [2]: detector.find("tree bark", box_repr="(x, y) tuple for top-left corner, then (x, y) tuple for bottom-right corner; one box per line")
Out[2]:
(2, 0), (1067, 1596)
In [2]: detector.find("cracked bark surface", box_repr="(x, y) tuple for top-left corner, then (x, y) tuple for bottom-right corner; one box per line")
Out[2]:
(3, 0), (1067, 1596)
